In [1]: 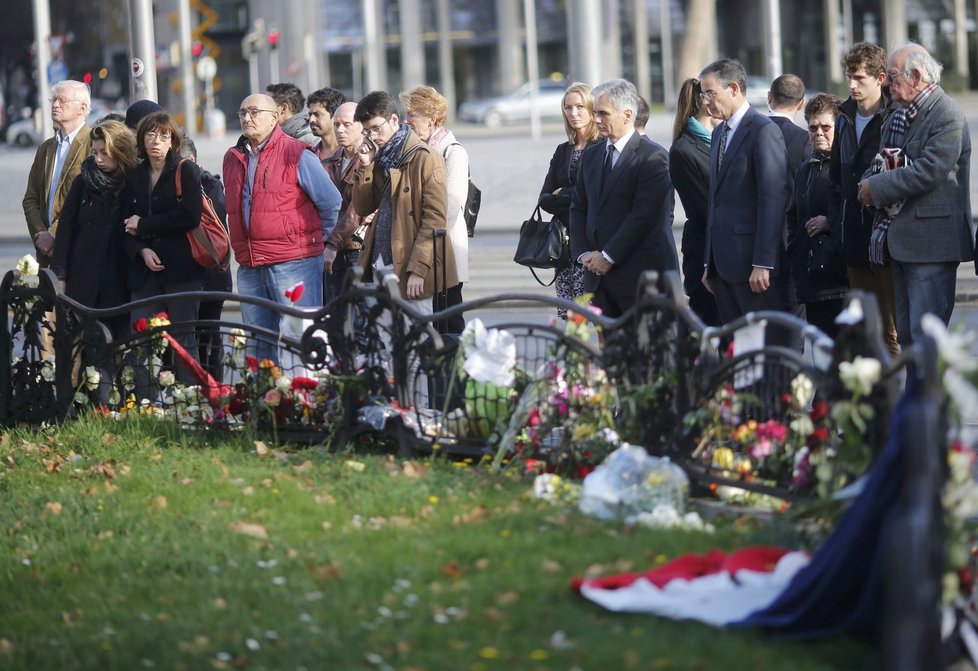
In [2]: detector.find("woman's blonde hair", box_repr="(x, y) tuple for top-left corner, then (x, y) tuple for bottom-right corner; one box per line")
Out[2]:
(399, 85), (447, 127)
(561, 82), (598, 144)
(91, 120), (138, 172)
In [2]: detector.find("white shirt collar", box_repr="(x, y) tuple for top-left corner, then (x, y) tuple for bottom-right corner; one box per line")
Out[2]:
(768, 110), (795, 121)
(606, 127), (636, 154)
(726, 100), (751, 133)
(56, 124), (83, 145)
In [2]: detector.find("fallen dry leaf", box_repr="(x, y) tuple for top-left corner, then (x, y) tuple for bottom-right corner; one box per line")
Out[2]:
(44, 501), (63, 515)
(254, 441), (270, 457)
(0, 638), (12, 655)
(294, 460), (314, 472)
(92, 460), (117, 479)
(474, 557), (491, 571)
(402, 461), (429, 478)
(228, 521), (268, 539)
(541, 559), (563, 574)
(453, 505), (489, 526)
(495, 591), (519, 606)
(100, 433), (114, 446)
(213, 597), (227, 609)
(42, 455), (63, 474)
(439, 562), (464, 579)
(307, 561), (342, 583)
(314, 492), (336, 505)
(584, 563), (608, 579)
(150, 496), (168, 511)
(321, 521), (333, 531)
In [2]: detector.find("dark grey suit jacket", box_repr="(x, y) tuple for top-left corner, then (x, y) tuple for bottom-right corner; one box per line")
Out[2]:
(704, 106), (788, 283)
(864, 87), (975, 264)
(569, 131), (678, 297)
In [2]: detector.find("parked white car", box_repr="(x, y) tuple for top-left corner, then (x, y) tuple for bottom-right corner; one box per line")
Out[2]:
(458, 80), (569, 127)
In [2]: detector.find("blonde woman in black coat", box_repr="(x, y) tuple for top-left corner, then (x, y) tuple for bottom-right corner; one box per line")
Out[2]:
(538, 82), (600, 317)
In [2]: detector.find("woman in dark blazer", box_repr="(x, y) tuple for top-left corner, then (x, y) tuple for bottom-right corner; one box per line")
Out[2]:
(122, 111), (205, 385)
(668, 78), (720, 326)
(538, 82), (600, 317)
(52, 119), (138, 339)
(788, 93), (848, 338)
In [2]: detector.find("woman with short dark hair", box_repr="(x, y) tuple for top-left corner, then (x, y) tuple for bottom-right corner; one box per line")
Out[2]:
(788, 93), (849, 337)
(122, 111), (205, 389)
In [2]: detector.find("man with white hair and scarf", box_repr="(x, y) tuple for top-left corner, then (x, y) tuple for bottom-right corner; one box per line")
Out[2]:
(857, 43), (975, 347)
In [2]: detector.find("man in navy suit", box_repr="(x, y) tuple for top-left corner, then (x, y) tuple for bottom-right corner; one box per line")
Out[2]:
(570, 79), (678, 317)
(768, 73), (812, 341)
(700, 59), (788, 325)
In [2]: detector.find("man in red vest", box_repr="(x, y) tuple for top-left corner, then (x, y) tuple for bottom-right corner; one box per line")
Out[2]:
(223, 93), (341, 361)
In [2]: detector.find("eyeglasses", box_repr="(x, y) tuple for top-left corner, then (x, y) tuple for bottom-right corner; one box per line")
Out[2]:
(808, 123), (833, 134)
(237, 108), (276, 120)
(362, 118), (390, 138)
(49, 97), (79, 106)
(887, 70), (912, 82)
(697, 90), (719, 102)
(145, 132), (171, 142)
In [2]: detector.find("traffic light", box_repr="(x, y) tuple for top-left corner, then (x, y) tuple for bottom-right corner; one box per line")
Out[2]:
(191, 41), (204, 58)
(267, 29), (280, 49)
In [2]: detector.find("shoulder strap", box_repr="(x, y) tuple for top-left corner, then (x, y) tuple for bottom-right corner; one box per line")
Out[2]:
(174, 158), (188, 199)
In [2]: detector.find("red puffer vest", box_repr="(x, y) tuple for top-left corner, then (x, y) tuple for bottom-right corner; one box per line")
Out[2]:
(223, 125), (324, 267)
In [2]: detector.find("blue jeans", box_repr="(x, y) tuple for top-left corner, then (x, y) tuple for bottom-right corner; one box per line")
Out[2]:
(237, 256), (324, 362)
(891, 260), (958, 347)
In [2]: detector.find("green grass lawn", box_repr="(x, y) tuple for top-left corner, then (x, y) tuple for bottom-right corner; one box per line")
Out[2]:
(0, 419), (872, 670)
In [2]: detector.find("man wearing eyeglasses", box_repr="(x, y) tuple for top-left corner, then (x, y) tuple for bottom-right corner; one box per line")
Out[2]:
(699, 59), (789, 327)
(351, 90), (455, 307)
(23, 80), (92, 269)
(223, 93), (342, 361)
(857, 43), (974, 347)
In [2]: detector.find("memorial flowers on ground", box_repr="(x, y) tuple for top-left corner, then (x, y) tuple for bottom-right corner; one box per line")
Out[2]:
(684, 354), (882, 500)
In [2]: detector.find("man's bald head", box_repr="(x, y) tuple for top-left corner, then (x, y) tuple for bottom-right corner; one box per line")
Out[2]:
(332, 101), (362, 149)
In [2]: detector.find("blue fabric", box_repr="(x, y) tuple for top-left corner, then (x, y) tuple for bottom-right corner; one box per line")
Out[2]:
(891, 260), (958, 346)
(237, 255), (324, 362)
(296, 149), (341, 239)
(686, 117), (712, 148)
(733, 375), (918, 637)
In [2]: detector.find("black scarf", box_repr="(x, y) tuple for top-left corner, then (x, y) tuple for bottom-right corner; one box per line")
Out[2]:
(375, 123), (411, 178)
(80, 154), (125, 194)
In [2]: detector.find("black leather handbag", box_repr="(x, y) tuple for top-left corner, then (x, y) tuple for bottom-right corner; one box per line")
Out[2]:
(513, 206), (569, 269)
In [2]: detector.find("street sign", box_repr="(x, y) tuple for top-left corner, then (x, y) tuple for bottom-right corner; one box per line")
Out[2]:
(196, 56), (217, 82)
(47, 60), (68, 84)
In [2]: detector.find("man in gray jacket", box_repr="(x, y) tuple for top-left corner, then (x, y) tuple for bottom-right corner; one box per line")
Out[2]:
(858, 43), (975, 346)
(266, 82), (318, 146)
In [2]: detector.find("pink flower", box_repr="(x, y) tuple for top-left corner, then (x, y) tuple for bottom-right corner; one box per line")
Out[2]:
(264, 389), (282, 408)
(749, 439), (773, 461)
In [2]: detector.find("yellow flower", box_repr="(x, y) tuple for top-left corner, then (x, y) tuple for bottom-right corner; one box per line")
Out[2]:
(712, 447), (735, 470)
(479, 647), (499, 659)
(429, 495), (440, 504)
(572, 424), (596, 441)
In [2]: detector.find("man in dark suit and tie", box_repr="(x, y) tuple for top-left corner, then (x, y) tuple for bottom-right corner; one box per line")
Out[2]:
(767, 73), (812, 338)
(570, 79), (678, 317)
(700, 59), (788, 324)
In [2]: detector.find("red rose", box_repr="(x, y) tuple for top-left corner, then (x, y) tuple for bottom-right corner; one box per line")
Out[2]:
(575, 464), (595, 479)
(133, 317), (148, 332)
(245, 355), (259, 371)
(291, 377), (319, 391)
(810, 402), (830, 422)
(154, 311), (169, 321)
(808, 426), (830, 447)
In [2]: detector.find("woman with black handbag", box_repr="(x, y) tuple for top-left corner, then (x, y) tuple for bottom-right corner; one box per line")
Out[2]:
(537, 82), (600, 318)
(788, 93), (849, 338)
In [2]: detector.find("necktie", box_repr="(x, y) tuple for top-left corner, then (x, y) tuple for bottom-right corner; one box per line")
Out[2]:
(717, 122), (730, 169)
(48, 134), (70, 224)
(605, 144), (616, 175)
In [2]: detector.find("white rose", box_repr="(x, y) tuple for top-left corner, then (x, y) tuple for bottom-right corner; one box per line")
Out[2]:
(838, 356), (881, 396)
(84, 366), (100, 391)
(158, 370), (176, 387)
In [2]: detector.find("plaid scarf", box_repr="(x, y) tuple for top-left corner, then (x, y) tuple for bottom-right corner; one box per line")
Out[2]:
(869, 83), (939, 265)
